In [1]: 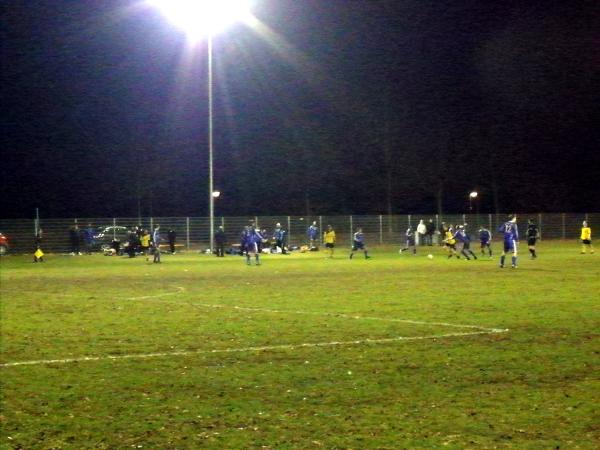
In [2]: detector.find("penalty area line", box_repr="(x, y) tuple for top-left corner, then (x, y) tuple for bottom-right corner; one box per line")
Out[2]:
(0, 329), (507, 368)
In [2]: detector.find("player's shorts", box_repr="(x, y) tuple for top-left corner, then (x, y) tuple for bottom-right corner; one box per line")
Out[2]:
(503, 239), (517, 253)
(245, 243), (258, 253)
(325, 243), (335, 249)
(527, 237), (537, 246)
(352, 241), (365, 251)
(445, 243), (456, 250)
(582, 239), (592, 245)
(406, 238), (415, 246)
(480, 240), (490, 247)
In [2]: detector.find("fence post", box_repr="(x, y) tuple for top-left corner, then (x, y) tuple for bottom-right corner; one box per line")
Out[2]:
(379, 214), (383, 245)
(561, 213), (566, 240)
(319, 215), (323, 246)
(287, 216), (291, 247)
(462, 214), (466, 225)
(488, 214), (492, 231)
(113, 218), (117, 240)
(538, 213), (543, 240)
(186, 217), (190, 250)
(255, 216), (259, 228)
(349, 215), (353, 246)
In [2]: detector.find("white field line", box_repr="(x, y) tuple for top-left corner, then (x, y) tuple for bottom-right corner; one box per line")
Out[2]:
(1, 287), (509, 368)
(0, 329), (505, 368)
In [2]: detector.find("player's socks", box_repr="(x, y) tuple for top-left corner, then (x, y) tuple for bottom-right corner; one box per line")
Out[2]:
(349, 253), (353, 259)
(246, 254), (251, 265)
(255, 254), (260, 265)
(500, 255), (505, 267)
(511, 256), (517, 267)
(364, 251), (369, 259)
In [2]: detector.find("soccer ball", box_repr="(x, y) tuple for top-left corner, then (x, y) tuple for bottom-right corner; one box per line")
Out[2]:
(427, 254), (434, 259)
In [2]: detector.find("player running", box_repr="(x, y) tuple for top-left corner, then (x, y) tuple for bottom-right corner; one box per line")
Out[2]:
(498, 214), (519, 268)
(454, 225), (477, 260)
(400, 225), (416, 254)
(349, 227), (370, 259)
(443, 225), (459, 259)
(526, 219), (539, 259)
(479, 226), (492, 257)
(580, 221), (594, 254)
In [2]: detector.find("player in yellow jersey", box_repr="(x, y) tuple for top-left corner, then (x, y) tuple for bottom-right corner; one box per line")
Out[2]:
(580, 221), (594, 254)
(443, 225), (459, 259)
(323, 225), (336, 258)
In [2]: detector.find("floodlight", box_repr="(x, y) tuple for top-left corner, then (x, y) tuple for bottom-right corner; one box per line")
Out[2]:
(148, 0), (253, 40)
(469, 191), (478, 198)
(212, 191), (221, 198)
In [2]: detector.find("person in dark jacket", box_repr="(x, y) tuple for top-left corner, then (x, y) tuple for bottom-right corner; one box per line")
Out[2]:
(425, 219), (436, 246)
(69, 225), (81, 255)
(215, 226), (227, 257)
(167, 229), (177, 254)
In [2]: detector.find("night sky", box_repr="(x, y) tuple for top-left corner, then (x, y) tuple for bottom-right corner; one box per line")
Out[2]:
(3, 0), (599, 219)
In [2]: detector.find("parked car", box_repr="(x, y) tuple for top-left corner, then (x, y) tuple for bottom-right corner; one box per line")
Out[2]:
(92, 226), (130, 252)
(0, 232), (8, 255)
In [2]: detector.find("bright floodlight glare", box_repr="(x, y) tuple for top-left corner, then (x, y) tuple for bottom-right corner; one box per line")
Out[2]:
(212, 191), (221, 198)
(148, 0), (253, 40)
(469, 191), (478, 198)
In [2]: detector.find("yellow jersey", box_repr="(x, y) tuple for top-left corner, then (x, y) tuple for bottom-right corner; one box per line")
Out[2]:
(581, 227), (591, 240)
(324, 230), (336, 244)
(445, 230), (456, 245)
(141, 234), (151, 247)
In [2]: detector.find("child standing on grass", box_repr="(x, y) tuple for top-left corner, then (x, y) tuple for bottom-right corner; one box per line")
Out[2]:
(580, 221), (594, 254)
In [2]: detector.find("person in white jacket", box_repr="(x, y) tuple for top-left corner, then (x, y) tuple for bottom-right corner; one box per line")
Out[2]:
(416, 219), (427, 246)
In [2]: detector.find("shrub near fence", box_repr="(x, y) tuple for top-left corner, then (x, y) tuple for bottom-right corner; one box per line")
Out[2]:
(0, 214), (597, 254)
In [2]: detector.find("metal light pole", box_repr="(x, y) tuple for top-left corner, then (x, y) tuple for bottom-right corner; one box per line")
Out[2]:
(208, 34), (215, 254)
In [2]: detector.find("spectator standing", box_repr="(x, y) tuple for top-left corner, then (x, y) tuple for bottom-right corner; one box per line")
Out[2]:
(69, 224), (81, 255)
(167, 229), (177, 254)
(416, 220), (427, 246)
(215, 226), (227, 257)
(82, 224), (95, 254)
(425, 219), (436, 246)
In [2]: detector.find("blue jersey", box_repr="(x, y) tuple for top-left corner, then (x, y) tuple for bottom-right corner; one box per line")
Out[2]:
(454, 229), (468, 243)
(498, 222), (519, 242)
(307, 225), (318, 239)
(242, 228), (263, 246)
(273, 228), (286, 241)
(353, 231), (364, 243)
(479, 229), (491, 243)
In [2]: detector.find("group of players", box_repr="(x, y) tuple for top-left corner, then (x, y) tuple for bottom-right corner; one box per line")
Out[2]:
(238, 216), (594, 268)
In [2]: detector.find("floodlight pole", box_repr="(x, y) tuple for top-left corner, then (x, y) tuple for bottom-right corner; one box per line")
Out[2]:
(208, 34), (215, 254)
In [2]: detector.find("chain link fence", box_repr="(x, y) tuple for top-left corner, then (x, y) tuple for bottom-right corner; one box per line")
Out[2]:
(0, 213), (597, 254)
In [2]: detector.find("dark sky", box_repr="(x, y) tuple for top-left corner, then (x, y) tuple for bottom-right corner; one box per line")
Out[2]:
(3, 0), (599, 218)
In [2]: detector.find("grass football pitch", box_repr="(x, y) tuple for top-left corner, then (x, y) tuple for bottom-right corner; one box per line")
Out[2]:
(1, 242), (598, 449)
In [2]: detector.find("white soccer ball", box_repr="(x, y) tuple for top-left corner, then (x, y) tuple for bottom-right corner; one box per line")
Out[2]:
(427, 254), (434, 259)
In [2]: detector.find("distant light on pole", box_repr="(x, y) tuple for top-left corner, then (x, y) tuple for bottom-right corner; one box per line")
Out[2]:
(212, 190), (221, 198)
(469, 191), (478, 212)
